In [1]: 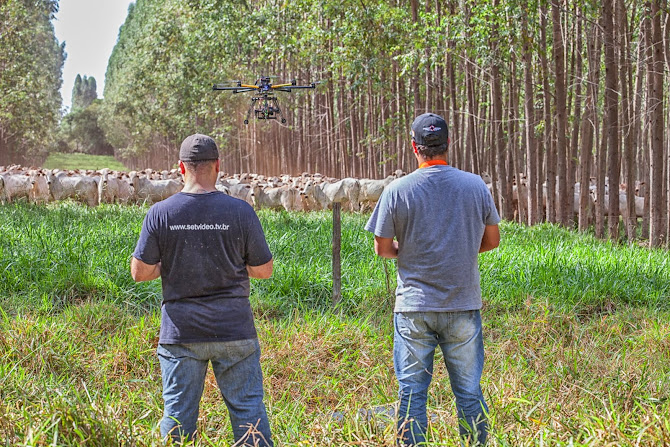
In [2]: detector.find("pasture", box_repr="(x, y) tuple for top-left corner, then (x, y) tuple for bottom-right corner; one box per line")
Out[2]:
(1, 202), (669, 446)
(43, 152), (128, 171)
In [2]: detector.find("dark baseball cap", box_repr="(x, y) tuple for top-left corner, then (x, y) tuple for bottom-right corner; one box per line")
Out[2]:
(179, 134), (219, 161)
(411, 113), (449, 147)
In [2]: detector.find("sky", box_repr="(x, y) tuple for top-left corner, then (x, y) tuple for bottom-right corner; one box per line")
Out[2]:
(53, 0), (134, 112)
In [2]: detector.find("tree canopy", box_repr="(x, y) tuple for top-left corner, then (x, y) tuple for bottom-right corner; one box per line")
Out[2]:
(0, 0), (64, 165)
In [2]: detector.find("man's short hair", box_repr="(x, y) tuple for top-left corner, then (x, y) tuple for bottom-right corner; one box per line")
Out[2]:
(415, 143), (448, 159)
(182, 159), (218, 173)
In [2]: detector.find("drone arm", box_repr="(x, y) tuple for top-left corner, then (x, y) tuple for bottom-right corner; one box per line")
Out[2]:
(285, 84), (317, 89)
(212, 84), (257, 93)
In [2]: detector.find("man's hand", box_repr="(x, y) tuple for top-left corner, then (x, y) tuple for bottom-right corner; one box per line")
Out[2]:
(247, 258), (273, 279)
(130, 257), (161, 282)
(479, 225), (500, 253)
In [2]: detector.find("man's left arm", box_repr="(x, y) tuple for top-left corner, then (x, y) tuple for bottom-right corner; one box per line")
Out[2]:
(130, 257), (161, 282)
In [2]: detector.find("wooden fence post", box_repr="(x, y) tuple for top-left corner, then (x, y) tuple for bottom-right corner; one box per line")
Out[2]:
(332, 202), (342, 306)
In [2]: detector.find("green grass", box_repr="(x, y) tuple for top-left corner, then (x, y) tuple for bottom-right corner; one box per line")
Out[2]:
(43, 152), (127, 171)
(1, 202), (669, 446)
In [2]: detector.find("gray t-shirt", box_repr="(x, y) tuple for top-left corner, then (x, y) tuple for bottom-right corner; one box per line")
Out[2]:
(133, 191), (272, 343)
(365, 165), (500, 312)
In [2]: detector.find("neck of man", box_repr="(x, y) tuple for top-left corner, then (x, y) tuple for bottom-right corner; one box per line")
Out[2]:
(415, 153), (449, 167)
(181, 173), (217, 194)
(179, 160), (219, 194)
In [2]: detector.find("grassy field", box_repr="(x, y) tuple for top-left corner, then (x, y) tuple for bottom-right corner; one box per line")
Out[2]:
(42, 152), (127, 171)
(1, 202), (669, 446)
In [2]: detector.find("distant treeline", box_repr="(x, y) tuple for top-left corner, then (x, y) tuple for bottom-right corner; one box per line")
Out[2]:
(3, 0), (670, 245)
(0, 0), (63, 166)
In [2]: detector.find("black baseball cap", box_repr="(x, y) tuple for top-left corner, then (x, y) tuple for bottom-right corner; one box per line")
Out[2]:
(411, 113), (449, 147)
(179, 134), (219, 161)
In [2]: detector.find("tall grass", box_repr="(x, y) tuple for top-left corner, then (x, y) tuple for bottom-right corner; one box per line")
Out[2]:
(1, 202), (669, 445)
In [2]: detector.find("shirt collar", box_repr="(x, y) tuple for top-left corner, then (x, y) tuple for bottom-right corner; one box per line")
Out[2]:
(418, 160), (448, 169)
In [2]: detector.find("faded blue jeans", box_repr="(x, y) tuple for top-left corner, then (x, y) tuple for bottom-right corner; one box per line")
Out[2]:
(394, 310), (488, 446)
(157, 339), (273, 446)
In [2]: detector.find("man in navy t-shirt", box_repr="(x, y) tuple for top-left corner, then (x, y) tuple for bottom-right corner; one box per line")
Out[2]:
(131, 134), (274, 446)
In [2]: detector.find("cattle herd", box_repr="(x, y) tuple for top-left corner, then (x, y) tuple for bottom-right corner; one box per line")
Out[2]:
(0, 164), (646, 218)
(0, 165), (407, 212)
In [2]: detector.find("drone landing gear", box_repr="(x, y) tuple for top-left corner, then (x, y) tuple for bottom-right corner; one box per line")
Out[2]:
(243, 96), (287, 124)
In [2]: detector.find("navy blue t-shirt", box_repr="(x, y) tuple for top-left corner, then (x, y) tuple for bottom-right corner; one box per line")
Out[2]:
(133, 191), (272, 343)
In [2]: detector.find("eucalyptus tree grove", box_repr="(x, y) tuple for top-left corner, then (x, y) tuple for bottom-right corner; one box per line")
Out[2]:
(0, 0), (64, 165)
(101, 0), (669, 245)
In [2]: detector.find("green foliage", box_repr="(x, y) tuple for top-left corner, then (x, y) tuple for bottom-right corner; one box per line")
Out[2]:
(71, 74), (98, 111)
(0, 0), (64, 164)
(58, 100), (114, 155)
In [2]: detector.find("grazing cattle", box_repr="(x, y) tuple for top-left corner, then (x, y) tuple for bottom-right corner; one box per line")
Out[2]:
(46, 171), (99, 206)
(98, 172), (135, 204)
(225, 183), (253, 205)
(252, 184), (303, 211)
(129, 171), (182, 204)
(300, 180), (331, 211)
(359, 177), (395, 211)
(28, 170), (50, 204)
(215, 184), (230, 195)
(595, 193), (645, 218)
(1, 173), (33, 203)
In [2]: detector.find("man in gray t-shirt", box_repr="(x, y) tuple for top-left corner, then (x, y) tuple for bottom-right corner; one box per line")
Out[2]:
(365, 113), (500, 446)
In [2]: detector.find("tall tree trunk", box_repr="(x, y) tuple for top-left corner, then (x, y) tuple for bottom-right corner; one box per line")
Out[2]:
(603, 0), (621, 241)
(540, 3), (555, 223)
(552, 0), (569, 226)
(568, 7), (583, 228)
(522, 10), (541, 225)
(618, 0), (636, 241)
(648, 0), (666, 246)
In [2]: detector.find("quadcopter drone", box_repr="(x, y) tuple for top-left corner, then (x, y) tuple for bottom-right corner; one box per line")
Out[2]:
(212, 76), (317, 124)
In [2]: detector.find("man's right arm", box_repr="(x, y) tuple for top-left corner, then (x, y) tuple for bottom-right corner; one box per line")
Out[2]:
(479, 225), (500, 253)
(130, 257), (161, 282)
(247, 258), (273, 279)
(374, 236), (399, 259)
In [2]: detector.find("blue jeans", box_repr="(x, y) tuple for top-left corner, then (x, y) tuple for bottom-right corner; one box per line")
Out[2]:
(157, 339), (273, 446)
(394, 311), (488, 446)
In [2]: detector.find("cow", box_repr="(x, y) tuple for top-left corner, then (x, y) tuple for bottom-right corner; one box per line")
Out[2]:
(129, 171), (182, 204)
(252, 184), (303, 211)
(359, 176), (396, 211)
(1, 173), (33, 203)
(46, 171), (99, 206)
(28, 169), (50, 204)
(226, 183), (253, 205)
(99, 172), (135, 204)
(321, 178), (361, 211)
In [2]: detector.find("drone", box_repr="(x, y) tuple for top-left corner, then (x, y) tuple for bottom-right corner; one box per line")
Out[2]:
(212, 76), (317, 124)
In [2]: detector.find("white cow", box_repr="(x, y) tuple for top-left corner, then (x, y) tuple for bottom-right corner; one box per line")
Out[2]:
(226, 183), (253, 205)
(359, 176), (395, 211)
(46, 171), (99, 206)
(129, 171), (182, 204)
(252, 184), (303, 211)
(320, 178), (361, 211)
(0, 173), (32, 203)
(98, 172), (135, 204)
(28, 170), (50, 204)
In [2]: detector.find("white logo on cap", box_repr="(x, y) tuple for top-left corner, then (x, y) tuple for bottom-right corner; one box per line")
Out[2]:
(423, 125), (441, 132)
